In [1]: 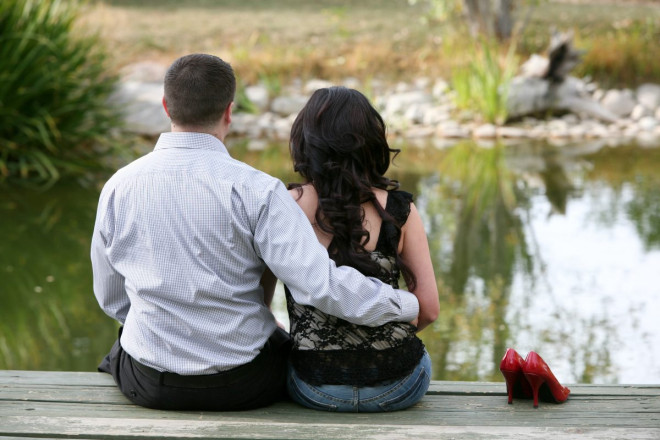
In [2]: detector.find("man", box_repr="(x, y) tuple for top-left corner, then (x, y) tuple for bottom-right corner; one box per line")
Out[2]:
(91, 53), (419, 411)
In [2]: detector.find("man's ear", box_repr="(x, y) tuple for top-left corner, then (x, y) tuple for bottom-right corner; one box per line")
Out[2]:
(162, 96), (171, 117)
(224, 102), (233, 125)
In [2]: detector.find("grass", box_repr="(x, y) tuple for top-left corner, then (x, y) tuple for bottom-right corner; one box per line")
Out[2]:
(77, 1), (660, 88)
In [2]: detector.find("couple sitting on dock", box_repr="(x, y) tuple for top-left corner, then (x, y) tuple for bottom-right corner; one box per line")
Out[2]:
(90, 53), (440, 413)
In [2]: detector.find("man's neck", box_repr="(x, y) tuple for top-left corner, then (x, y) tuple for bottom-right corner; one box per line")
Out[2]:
(170, 123), (227, 142)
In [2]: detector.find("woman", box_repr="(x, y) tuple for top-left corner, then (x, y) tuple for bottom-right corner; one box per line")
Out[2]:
(267, 86), (439, 412)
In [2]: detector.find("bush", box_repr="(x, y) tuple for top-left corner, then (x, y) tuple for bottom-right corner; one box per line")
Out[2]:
(0, 0), (119, 185)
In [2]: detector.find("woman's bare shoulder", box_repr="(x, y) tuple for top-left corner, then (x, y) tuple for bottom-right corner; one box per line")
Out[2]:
(371, 187), (389, 209)
(288, 184), (318, 219)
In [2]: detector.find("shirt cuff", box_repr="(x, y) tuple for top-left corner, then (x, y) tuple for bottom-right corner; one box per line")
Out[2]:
(397, 289), (420, 322)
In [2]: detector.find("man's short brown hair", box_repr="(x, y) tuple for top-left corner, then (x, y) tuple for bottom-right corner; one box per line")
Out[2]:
(164, 54), (236, 127)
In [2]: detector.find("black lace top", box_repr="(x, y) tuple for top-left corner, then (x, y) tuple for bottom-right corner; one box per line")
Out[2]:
(285, 190), (425, 386)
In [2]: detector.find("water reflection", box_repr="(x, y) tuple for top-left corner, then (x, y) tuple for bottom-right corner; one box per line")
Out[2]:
(415, 142), (532, 381)
(0, 181), (117, 371)
(1, 140), (659, 384)
(415, 141), (660, 384)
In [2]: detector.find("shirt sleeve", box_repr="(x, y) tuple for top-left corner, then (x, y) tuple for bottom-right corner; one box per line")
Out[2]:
(90, 188), (130, 324)
(253, 182), (419, 327)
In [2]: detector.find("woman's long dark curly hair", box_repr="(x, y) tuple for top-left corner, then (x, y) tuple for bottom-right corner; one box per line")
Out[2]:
(289, 86), (416, 290)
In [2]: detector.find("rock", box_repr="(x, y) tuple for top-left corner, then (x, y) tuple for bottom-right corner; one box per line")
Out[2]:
(246, 139), (268, 151)
(270, 95), (308, 116)
(592, 89), (605, 102)
(110, 81), (169, 136)
(273, 117), (293, 140)
(404, 103), (432, 124)
(637, 131), (660, 147)
(436, 122), (469, 138)
(547, 119), (570, 138)
(383, 91), (432, 115)
(394, 82), (412, 93)
(638, 116), (658, 131)
(404, 126), (435, 138)
(414, 77), (431, 89)
(245, 85), (270, 112)
(303, 79), (335, 94)
(637, 83), (660, 110)
(584, 122), (609, 138)
(631, 104), (653, 121)
(520, 54), (550, 78)
(119, 61), (167, 82)
(497, 126), (528, 138)
(473, 124), (497, 138)
(422, 106), (452, 125)
(257, 112), (279, 134)
(431, 80), (449, 98)
(529, 124), (549, 139)
(230, 113), (260, 137)
(341, 77), (361, 89)
(601, 89), (636, 118)
(568, 125), (586, 138)
(623, 125), (639, 138)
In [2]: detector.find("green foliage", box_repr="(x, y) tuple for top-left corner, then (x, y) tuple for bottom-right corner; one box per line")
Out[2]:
(407, 0), (463, 24)
(577, 17), (660, 87)
(234, 78), (259, 114)
(0, 0), (120, 185)
(451, 41), (517, 125)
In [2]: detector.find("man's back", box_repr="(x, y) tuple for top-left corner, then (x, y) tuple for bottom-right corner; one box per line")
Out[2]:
(93, 132), (279, 374)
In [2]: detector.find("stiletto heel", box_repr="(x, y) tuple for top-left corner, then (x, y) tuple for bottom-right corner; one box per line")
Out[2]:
(501, 369), (519, 404)
(499, 348), (532, 404)
(524, 372), (545, 408)
(522, 351), (570, 408)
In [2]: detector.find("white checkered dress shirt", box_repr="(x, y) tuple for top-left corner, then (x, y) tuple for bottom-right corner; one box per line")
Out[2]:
(91, 132), (419, 375)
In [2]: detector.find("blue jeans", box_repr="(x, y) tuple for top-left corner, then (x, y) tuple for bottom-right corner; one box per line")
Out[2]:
(286, 349), (432, 412)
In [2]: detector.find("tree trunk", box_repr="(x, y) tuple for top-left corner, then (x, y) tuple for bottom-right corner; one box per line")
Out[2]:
(463, 0), (513, 41)
(495, 0), (514, 40)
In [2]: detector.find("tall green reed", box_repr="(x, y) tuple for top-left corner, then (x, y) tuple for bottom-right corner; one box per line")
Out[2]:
(450, 40), (518, 125)
(0, 0), (119, 185)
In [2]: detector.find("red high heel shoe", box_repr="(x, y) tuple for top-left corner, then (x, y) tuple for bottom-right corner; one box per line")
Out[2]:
(522, 351), (570, 408)
(499, 348), (532, 404)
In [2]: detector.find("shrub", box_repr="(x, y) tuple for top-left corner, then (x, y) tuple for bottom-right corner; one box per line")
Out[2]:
(0, 0), (119, 185)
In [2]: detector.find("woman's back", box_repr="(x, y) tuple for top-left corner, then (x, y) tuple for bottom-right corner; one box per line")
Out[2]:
(291, 184), (388, 253)
(285, 186), (425, 386)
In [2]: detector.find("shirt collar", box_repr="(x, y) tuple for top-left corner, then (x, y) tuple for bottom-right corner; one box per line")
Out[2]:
(154, 132), (230, 155)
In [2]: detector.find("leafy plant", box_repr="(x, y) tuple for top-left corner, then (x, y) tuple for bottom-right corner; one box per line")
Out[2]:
(0, 0), (120, 185)
(451, 40), (517, 125)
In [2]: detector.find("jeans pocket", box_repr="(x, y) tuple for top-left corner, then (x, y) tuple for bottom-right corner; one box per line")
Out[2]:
(378, 367), (430, 412)
(288, 375), (340, 412)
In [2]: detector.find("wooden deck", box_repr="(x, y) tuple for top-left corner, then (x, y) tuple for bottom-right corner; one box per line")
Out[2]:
(1, 370), (658, 439)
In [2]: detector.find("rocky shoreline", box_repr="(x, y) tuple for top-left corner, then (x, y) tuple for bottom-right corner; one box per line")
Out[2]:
(113, 61), (660, 149)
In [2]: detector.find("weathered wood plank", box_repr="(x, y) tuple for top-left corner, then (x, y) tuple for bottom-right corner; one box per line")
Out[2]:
(1, 371), (659, 440)
(0, 370), (116, 387)
(2, 386), (659, 418)
(1, 415), (660, 440)
(2, 396), (659, 427)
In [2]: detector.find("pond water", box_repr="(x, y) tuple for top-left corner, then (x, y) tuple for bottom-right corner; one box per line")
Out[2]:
(1, 139), (659, 384)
